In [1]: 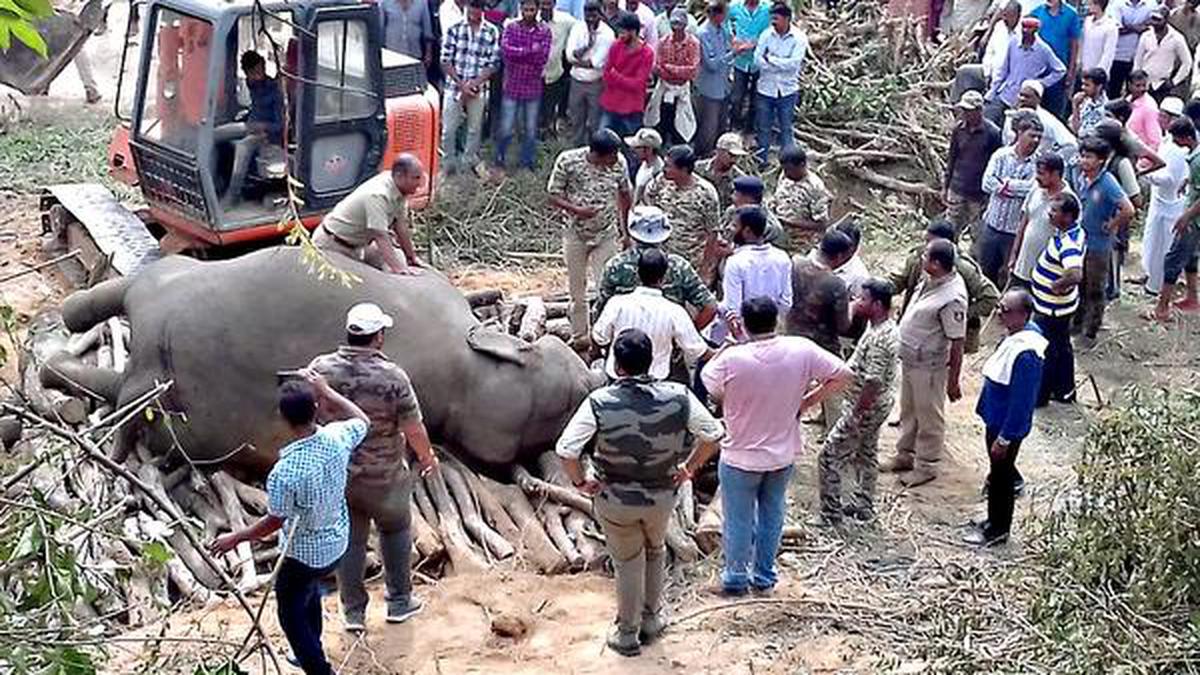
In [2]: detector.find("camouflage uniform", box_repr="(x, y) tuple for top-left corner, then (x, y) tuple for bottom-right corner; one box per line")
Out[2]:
(817, 319), (900, 519)
(547, 147), (634, 338)
(641, 173), (721, 268)
(695, 157), (747, 212)
(720, 204), (787, 248)
(307, 346), (423, 620)
(556, 375), (723, 638)
(594, 244), (716, 320)
(889, 244), (1000, 353)
(771, 171), (832, 252)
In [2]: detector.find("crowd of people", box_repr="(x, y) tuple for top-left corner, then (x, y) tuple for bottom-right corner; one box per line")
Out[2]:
(198, 0), (1200, 668)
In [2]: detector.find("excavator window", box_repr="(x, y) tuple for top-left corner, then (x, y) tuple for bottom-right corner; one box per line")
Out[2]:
(139, 8), (216, 155)
(314, 19), (375, 122)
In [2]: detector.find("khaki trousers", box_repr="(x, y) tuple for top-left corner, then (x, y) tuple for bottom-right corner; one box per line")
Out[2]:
(563, 228), (617, 340)
(593, 494), (673, 635)
(895, 364), (948, 471)
(313, 225), (389, 271)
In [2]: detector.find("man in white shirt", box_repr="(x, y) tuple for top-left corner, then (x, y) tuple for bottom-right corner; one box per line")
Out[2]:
(538, 0), (576, 139)
(984, 1), (1022, 83)
(593, 247), (712, 380)
(720, 205), (793, 341)
(565, 0), (615, 144)
(1143, 116), (1192, 294)
(1134, 8), (1192, 100)
(1002, 80), (1079, 160)
(1081, 0), (1119, 75)
(1008, 152), (1075, 285)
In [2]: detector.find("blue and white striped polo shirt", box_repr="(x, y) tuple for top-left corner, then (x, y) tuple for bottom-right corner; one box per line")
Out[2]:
(1031, 224), (1086, 317)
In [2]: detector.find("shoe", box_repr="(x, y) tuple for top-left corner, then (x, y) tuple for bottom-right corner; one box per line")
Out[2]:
(898, 468), (936, 488)
(879, 456), (913, 473)
(842, 505), (874, 522)
(343, 611), (366, 633)
(286, 650), (301, 668)
(807, 513), (841, 528)
(386, 597), (423, 624)
(85, 89), (102, 105)
(750, 584), (775, 597)
(709, 582), (748, 598)
(638, 613), (666, 645)
(607, 627), (641, 656)
(962, 528), (1008, 547)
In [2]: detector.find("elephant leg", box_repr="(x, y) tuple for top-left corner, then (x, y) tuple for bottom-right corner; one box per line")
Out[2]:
(40, 353), (122, 406)
(61, 277), (130, 333)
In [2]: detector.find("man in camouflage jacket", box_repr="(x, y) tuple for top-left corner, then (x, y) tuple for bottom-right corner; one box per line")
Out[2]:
(556, 329), (723, 656)
(307, 303), (439, 630)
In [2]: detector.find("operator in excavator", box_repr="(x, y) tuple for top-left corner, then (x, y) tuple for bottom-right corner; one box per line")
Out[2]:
(222, 50), (285, 208)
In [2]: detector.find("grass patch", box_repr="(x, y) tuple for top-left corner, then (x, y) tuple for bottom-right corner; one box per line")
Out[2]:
(0, 107), (117, 194)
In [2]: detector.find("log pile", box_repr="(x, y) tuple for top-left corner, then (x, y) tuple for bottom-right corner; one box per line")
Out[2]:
(798, 3), (973, 199)
(0, 291), (718, 638)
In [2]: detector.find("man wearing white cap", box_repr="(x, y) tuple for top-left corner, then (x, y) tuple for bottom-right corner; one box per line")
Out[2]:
(307, 303), (440, 630)
(1002, 80), (1079, 161)
(627, 127), (665, 202)
(984, 16), (1066, 126)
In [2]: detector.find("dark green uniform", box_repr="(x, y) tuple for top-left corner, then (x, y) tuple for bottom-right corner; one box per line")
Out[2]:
(594, 244), (716, 319)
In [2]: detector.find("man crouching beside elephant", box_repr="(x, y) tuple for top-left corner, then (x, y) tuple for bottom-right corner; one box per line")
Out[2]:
(307, 302), (440, 631)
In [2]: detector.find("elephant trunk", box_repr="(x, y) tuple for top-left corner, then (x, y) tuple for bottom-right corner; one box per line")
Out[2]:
(61, 277), (130, 333)
(40, 353), (122, 407)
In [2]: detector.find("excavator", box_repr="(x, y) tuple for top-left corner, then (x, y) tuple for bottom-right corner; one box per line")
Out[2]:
(9, 0), (440, 278)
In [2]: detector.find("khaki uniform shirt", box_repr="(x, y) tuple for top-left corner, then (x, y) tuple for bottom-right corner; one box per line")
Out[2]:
(320, 172), (407, 248)
(898, 272), (968, 369)
(307, 346), (423, 487)
(642, 173), (720, 266)
(546, 147), (632, 243)
(890, 244), (1000, 323)
(695, 157), (747, 212)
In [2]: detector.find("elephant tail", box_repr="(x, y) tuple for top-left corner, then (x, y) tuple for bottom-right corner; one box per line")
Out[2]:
(61, 277), (130, 333)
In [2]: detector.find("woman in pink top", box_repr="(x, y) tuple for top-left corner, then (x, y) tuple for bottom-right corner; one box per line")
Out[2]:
(1125, 69), (1163, 150)
(700, 296), (851, 595)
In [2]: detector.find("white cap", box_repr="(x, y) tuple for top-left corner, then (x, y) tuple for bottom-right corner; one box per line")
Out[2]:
(1020, 79), (1044, 98)
(1162, 96), (1185, 117)
(345, 302), (394, 335)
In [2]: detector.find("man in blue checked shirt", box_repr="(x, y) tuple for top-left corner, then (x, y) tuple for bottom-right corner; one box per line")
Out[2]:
(211, 373), (370, 675)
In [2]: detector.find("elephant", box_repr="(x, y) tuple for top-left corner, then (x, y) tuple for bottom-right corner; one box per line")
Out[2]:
(46, 246), (603, 476)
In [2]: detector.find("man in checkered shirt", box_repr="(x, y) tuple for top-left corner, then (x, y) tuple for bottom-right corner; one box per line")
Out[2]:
(440, 0), (501, 176)
(211, 374), (370, 675)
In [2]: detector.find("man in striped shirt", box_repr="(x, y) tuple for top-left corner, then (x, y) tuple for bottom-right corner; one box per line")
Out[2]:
(1030, 193), (1085, 406)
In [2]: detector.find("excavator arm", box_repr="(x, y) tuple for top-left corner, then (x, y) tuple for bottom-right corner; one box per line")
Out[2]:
(0, 0), (107, 95)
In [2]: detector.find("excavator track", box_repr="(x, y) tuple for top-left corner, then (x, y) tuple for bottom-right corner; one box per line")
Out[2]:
(41, 183), (162, 283)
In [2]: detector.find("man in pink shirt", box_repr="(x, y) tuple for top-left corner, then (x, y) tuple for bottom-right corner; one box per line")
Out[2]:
(600, 12), (656, 147)
(700, 296), (851, 595)
(1126, 69), (1163, 150)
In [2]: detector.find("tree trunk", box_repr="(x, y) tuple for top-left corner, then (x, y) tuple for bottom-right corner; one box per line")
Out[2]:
(478, 475), (566, 574)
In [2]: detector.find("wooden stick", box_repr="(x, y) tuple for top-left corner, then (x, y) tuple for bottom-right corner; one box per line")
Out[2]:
(0, 249), (80, 285)
(0, 402), (283, 673)
(423, 470), (488, 574)
(478, 474), (566, 574)
(517, 297), (547, 343)
(512, 465), (592, 513)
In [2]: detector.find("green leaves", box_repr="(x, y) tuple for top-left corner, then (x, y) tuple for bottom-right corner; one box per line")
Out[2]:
(0, 0), (52, 57)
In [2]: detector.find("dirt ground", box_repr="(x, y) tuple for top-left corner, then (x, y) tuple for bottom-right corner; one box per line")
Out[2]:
(5, 14), (1200, 673)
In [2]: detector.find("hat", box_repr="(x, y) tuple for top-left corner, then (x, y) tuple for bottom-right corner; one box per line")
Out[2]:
(715, 132), (748, 156)
(625, 127), (663, 150)
(957, 90), (985, 110)
(628, 206), (671, 244)
(346, 303), (394, 335)
(669, 7), (689, 25)
(1020, 16), (1040, 28)
(1162, 96), (1185, 116)
(1020, 79), (1044, 97)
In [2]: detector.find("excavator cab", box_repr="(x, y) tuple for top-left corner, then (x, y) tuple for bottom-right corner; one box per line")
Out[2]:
(103, 0), (438, 249)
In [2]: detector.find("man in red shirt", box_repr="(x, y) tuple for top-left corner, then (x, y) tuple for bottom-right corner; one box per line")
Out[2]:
(600, 12), (655, 151)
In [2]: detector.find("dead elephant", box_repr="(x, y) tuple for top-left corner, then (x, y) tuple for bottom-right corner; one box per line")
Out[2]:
(45, 246), (602, 475)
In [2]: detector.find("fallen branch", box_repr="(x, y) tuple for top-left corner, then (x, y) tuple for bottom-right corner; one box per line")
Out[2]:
(512, 465), (591, 513)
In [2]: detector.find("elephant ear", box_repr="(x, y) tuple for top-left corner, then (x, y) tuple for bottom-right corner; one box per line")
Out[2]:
(465, 325), (535, 366)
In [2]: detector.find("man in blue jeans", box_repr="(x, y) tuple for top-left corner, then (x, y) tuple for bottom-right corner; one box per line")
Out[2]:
(211, 374), (370, 674)
(701, 297), (851, 595)
(751, 3), (808, 168)
(496, 0), (552, 172)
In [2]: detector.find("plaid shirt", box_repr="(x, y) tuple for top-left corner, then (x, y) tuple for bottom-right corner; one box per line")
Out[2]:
(440, 19), (501, 95)
(656, 32), (700, 85)
(267, 419), (368, 568)
(501, 20), (552, 100)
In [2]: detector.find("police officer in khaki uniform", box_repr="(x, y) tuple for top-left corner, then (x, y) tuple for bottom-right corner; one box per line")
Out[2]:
(307, 303), (439, 630)
(883, 239), (968, 487)
(890, 220), (999, 353)
(312, 155), (426, 274)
